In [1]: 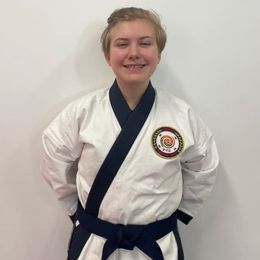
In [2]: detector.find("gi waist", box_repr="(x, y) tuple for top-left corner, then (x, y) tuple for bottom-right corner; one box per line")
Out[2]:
(76, 202), (178, 260)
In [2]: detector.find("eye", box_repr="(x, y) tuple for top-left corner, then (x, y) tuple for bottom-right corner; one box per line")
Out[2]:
(140, 41), (152, 47)
(116, 42), (128, 48)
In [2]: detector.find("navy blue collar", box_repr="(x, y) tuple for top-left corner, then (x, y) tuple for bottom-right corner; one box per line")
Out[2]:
(109, 80), (155, 128)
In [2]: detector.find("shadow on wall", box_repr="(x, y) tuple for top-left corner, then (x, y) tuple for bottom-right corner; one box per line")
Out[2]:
(152, 57), (192, 105)
(31, 21), (116, 135)
(74, 21), (114, 88)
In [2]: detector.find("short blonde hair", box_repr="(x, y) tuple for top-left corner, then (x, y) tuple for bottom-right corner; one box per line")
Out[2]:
(101, 7), (167, 57)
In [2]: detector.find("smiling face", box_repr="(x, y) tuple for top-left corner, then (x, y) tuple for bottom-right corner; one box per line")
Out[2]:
(106, 19), (161, 90)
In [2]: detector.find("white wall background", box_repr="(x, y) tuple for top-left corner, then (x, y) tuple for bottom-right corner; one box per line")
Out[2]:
(0, 0), (259, 259)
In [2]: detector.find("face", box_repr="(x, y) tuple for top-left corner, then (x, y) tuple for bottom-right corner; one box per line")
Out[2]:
(106, 19), (161, 89)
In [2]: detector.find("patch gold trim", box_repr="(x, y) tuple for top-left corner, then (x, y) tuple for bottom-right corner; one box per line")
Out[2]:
(152, 126), (184, 159)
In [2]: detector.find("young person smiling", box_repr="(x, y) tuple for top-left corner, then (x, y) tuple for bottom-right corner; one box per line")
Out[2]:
(105, 18), (161, 109)
(41, 7), (219, 260)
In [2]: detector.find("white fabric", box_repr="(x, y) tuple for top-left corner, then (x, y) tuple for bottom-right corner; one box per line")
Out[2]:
(41, 86), (219, 260)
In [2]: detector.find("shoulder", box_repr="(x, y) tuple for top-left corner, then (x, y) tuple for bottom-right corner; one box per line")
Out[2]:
(55, 87), (110, 121)
(44, 87), (110, 130)
(154, 87), (193, 113)
(154, 87), (209, 132)
(67, 87), (110, 111)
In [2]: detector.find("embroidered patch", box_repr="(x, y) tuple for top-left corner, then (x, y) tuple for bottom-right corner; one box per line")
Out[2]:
(152, 127), (184, 159)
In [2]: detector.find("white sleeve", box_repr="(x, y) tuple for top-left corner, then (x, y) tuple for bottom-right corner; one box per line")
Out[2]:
(41, 102), (83, 216)
(179, 108), (219, 224)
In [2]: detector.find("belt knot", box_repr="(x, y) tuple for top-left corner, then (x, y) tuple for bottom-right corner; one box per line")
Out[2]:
(115, 224), (144, 250)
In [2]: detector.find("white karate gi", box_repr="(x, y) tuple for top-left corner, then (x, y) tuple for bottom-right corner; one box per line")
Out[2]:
(41, 85), (219, 260)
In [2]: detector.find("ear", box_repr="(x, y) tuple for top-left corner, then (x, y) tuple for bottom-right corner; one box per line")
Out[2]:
(105, 53), (111, 66)
(157, 53), (161, 64)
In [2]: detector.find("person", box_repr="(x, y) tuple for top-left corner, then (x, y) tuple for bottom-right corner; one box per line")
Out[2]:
(41, 7), (219, 260)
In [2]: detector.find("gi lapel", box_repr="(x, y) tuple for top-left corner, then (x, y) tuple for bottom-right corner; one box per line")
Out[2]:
(85, 80), (155, 216)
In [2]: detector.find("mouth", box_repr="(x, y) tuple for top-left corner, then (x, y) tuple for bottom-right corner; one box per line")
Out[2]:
(123, 64), (146, 69)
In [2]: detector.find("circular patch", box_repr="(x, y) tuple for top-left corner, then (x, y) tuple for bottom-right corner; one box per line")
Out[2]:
(152, 127), (184, 159)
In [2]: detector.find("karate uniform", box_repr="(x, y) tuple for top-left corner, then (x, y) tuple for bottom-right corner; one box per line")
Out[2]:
(41, 81), (219, 260)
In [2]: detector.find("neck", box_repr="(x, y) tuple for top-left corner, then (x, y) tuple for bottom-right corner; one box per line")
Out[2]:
(116, 80), (150, 110)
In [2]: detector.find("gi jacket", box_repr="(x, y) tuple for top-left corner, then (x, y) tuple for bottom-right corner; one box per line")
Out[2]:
(41, 82), (219, 260)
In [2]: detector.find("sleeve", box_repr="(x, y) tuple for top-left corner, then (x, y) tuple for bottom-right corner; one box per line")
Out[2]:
(178, 108), (219, 224)
(41, 102), (84, 217)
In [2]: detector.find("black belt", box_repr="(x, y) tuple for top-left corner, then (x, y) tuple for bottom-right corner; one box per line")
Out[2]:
(76, 202), (178, 260)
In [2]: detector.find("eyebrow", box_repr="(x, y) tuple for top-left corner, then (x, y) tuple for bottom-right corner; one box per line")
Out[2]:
(114, 36), (154, 42)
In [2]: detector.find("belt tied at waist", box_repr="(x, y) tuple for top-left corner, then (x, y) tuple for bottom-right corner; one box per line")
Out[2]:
(76, 203), (178, 260)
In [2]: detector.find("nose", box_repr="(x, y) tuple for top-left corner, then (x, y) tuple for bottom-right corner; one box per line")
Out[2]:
(128, 44), (140, 60)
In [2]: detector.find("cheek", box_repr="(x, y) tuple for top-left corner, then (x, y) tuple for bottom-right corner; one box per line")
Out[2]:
(147, 55), (160, 66)
(144, 48), (160, 62)
(109, 49), (127, 63)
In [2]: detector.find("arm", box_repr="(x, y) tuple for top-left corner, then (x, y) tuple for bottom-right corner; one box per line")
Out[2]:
(41, 102), (83, 218)
(178, 108), (219, 224)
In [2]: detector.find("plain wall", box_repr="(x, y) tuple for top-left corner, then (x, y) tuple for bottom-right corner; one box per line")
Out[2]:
(0, 0), (259, 259)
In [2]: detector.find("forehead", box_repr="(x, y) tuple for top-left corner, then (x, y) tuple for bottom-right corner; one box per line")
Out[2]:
(109, 19), (156, 40)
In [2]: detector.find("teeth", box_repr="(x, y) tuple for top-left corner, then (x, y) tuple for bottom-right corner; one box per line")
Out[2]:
(125, 65), (145, 69)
